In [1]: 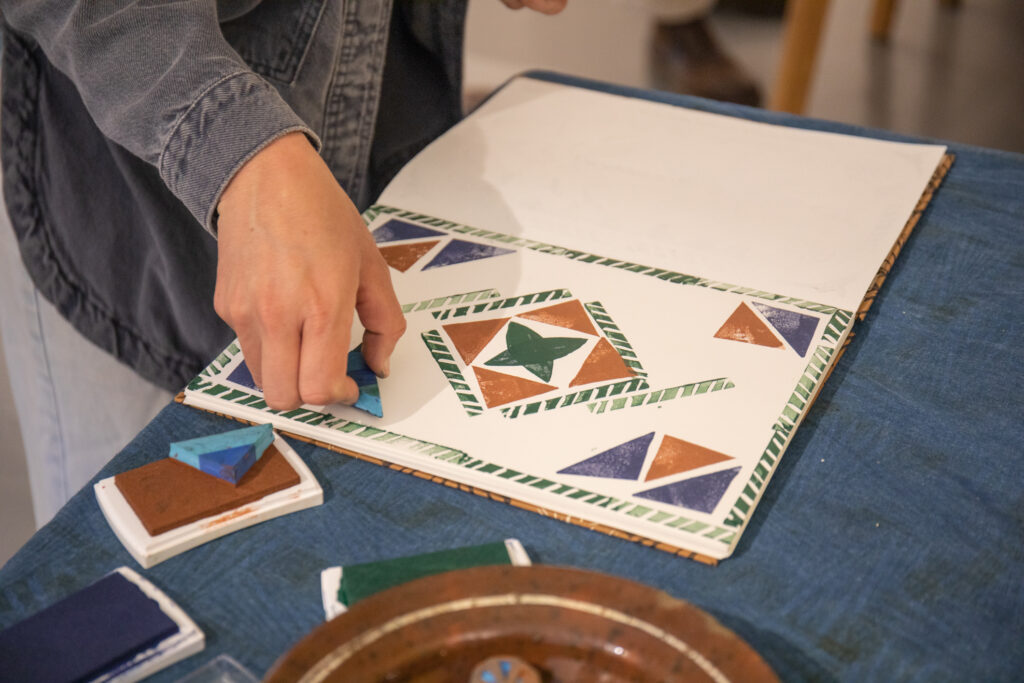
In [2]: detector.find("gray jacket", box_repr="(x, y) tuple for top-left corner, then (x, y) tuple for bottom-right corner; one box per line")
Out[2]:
(1, 0), (467, 390)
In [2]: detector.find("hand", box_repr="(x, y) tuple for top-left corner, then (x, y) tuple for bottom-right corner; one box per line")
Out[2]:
(498, 0), (568, 14)
(214, 132), (406, 410)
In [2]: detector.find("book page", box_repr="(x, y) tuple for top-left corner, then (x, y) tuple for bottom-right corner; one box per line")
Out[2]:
(380, 77), (946, 312)
(186, 78), (947, 562)
(188, 204), (859, 561)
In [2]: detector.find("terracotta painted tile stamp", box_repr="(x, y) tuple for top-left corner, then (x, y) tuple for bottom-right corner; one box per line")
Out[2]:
(95, 432), (322, 568)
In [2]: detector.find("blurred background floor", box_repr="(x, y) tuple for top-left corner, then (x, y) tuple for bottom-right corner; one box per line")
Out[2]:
(464, 0), (1024, 152)
(1, 0), (1021, 567)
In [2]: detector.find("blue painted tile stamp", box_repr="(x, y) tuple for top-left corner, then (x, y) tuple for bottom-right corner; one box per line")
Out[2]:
(347, 346), (383, 418)
(170, 423), (274, 485)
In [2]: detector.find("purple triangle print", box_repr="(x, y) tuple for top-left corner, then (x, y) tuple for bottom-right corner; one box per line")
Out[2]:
(751, 302), (819, 357)
(228, 360), (258, 390)
(634, 466), (741, 514)
(371, 218), (446, 244)
(422, 239), (516, 270)
(558, 433), (654, 480)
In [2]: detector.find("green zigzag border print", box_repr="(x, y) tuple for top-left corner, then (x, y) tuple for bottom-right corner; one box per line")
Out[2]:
(364, 204), (844, 316)
(423, 289), (659, 418)
(186, 207), (859, 553)
(721, 343), (838, 531)
(401, 288), (502, 314)
(189, 342), (744, 547)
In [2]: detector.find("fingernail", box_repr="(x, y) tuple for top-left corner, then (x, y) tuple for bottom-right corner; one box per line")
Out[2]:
(376, 359), (390, 379)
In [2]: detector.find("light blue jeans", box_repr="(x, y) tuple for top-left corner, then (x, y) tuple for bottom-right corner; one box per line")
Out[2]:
(0, 207), (171, 528)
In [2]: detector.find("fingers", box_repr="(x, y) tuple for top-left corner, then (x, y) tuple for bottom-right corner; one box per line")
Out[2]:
(355, 244), (407, 378)
(236, 328), (264, 391)
(213, 131), (405, 412)
(523, 0), (567, 14)
(225, 303), (360, 410)
(499, 0), (567, 12)
(260, 323), (302, 410)
(298, 306), (360, 407)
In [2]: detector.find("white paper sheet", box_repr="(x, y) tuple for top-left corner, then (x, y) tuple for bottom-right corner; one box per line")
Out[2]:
(186, 77), (948, 561)
(381, 77), (946, 312)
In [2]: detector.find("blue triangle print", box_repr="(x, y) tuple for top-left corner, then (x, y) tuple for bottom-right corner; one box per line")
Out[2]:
(347, 346), (383, 417)
(422, 240), (515, 270)
(751, 302), (819, 357)
(372, 219), (446, 244)
(558, 432), (654, 480)
(228, 360), (258, 390)
(635, 466), (741, 514)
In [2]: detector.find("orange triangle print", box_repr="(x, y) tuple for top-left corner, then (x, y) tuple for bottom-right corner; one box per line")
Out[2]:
(378, 240), (440, 273)
(443, 318), (510, 365)
(517, 299), (598, 336)
(473, 366), (556, 408)
(569, 338), (634, 387)
(645, 435), (734, 481)
(714, 302), (784, 348)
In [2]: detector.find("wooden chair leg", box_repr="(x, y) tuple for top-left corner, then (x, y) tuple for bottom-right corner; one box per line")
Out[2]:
(769, 0), (832, 115)
(870, 0), (899, 42)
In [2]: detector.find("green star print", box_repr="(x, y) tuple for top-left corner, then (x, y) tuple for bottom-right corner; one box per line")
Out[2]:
(484, 322), (586, 382)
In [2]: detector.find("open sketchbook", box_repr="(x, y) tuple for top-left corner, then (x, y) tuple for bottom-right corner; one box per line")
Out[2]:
(184, 76), (949, 563)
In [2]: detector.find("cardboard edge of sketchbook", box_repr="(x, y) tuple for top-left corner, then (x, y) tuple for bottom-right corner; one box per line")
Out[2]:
(817, 152), (954, 385)
(176, 153), (954, 567)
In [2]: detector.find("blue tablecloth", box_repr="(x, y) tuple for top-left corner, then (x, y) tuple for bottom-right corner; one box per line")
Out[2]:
(2, 73), (1022, 682)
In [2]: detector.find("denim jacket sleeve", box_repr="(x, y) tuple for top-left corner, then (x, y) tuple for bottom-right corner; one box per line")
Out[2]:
(0, 0), (320, 232)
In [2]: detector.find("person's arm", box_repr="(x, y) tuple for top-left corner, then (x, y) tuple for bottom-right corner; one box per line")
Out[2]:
(498, 0), (568, 13)
(214, 133), (406, 410)
(211, 0), (570, 409)
(1, 1), (403, 410)
(1, 0), (313, 232)
(4, 1), (565, 411)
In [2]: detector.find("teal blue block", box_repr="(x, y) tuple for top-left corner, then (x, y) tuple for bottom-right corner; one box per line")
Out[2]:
(347, 347), (383, 418)
(353, 382), (382, 418)
(169, 424), (274, 484)
(195, 444), (257, 484)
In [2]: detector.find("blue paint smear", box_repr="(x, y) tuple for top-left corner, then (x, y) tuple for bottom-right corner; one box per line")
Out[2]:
(0, 572), (179, 682)
(634, 466), (741, 513)
(558, 432), (655, 480)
